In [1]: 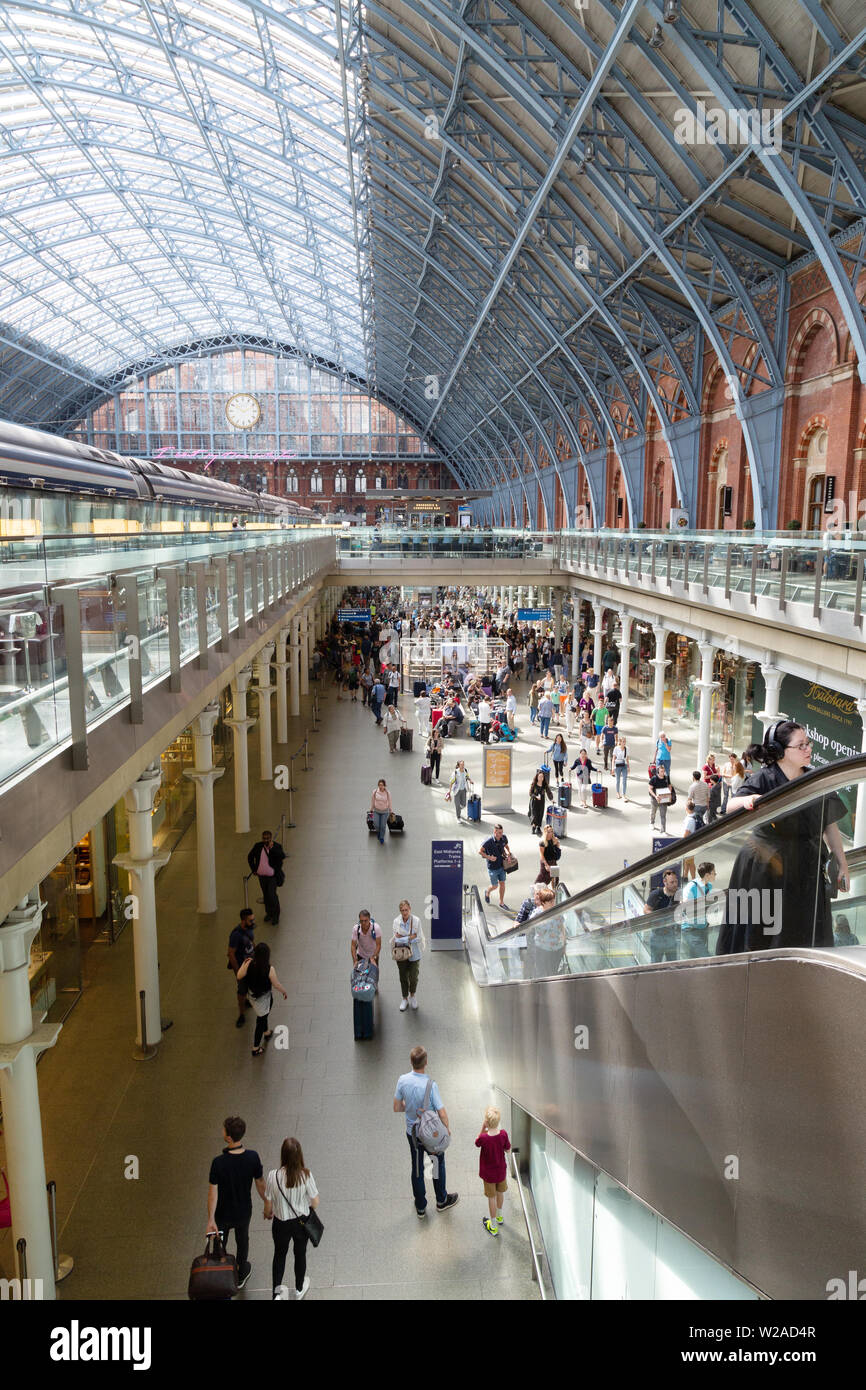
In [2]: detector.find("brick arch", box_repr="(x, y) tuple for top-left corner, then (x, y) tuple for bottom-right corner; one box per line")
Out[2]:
(701, 362), (726, 415)
(842, 285), (866, 364)
(797, 413), (830, 455)
(786, 307), (840, 381)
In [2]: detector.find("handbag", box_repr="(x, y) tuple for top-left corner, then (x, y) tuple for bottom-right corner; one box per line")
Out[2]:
(277, 1173), (324, 1248)
(503, 852), (519, 874)
(392, 942), (412, 961)
(188, 1232), (239, 1301)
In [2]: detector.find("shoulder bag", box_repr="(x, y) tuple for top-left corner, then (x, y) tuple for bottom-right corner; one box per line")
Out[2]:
(277, 1172), (324, 1247)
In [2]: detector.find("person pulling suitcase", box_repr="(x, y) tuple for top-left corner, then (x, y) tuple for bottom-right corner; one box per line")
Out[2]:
(351, 909), (381, 1040)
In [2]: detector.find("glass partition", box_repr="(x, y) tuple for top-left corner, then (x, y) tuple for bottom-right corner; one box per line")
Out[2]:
(466, 756), (866, 982)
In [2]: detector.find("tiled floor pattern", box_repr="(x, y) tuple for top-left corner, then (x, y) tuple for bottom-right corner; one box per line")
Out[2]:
(1, 663), (703, 1300)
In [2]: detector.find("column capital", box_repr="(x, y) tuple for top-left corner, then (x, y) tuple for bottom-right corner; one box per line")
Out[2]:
(191, 701), (220, 739)
(183, 766), (225, 789)
(0, 1021), (61, 1069)
(124, 764), (162, 816)
(0, 894), (45, 972)
(232, 666), (254, 696)
(113, 847), (171, 878)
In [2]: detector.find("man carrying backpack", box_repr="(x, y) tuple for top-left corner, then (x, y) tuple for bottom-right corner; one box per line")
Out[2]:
(393, 1046), (459, 1218)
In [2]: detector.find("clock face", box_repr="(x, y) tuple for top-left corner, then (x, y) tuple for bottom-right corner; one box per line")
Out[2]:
(225, 392), (261, 430)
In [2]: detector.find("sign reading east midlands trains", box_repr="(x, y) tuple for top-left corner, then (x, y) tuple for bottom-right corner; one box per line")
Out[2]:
(517, 607), (552, 622)
(337, 608), (371, 623)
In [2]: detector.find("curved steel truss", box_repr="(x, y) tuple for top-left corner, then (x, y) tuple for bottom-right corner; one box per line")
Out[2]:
(0, 1), (864, 525)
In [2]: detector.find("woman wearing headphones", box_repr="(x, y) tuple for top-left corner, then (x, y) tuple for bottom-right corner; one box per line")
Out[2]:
(716, 720), (850, 954)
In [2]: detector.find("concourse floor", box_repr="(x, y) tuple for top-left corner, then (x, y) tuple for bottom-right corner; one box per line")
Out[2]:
(0, 665), (706, 1301)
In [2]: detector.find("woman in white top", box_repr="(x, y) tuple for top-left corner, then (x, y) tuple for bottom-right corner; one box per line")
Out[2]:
(383, 702), (404, 753)
(446, 760), (473, 821)
(721, 754), (746, 813)
(264, 1136), (321, 1301)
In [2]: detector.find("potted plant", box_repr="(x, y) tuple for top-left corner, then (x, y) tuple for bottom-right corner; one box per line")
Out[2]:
(786, 519), (802, 530)
(743, 519), (756, 530)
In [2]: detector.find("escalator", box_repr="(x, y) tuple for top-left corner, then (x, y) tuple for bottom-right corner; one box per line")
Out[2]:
(463, 756), (866, 1300)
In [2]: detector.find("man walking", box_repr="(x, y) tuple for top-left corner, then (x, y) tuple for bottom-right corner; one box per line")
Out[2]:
(227, 907), (256, 1028)
(206, 1116), (266, 1291)
(538, 690), (554, 740)
(480, 823), (511, 910)
(247, 829), (286, 925)
(370, 676), (385, 724)
(393, 1046), (459, 1217)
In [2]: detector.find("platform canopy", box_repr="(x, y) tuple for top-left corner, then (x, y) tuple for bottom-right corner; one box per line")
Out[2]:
(0, 1), (864, 514)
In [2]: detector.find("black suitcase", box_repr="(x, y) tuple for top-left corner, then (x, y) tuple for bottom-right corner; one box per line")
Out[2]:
(353, 997), (374, 1041)
(421, 763), (432, 785)
(388, 813), (405, 834)
(366, 811), (377, 834)
(400, 727), (413, 751)
(558, 783), (572, 808)
(413, 679), (427, 697)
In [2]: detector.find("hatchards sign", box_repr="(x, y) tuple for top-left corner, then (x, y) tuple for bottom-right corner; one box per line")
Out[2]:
(752, 672), (860, 768)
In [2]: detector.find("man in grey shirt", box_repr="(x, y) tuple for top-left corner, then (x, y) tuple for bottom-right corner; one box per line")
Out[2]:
(687, 771), (710, 827)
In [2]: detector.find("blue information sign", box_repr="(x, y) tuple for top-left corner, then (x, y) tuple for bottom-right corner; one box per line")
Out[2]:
(517, 607), (552, 622)
(337, 608), (371, 623)
(430, 840), (464, 951)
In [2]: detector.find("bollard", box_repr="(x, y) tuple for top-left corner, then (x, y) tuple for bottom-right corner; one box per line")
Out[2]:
(46, 1181), (74, 1282)
(287, 782), (296, 829)
(303, 734), (310, 771)
(16, 1237), (27, 1282)
(243, 873), (250, 909)
(133, 988), (158, 1062)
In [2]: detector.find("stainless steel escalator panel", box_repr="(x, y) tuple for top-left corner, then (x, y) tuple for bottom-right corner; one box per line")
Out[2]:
(627, 958), (748, 1271)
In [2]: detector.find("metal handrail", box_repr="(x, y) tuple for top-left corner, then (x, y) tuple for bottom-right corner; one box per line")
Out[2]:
(484, 752), (866, 946)
(509, 1149), (548, 1299)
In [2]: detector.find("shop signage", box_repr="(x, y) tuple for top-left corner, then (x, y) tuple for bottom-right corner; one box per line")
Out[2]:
(517, 607), (552, 622)
(430, 840), (464, 950)
(337, 608), (371, 623)
(152, 448), (297, 467)
(484, 748), (512, 789)
(751, 672), (860, 768)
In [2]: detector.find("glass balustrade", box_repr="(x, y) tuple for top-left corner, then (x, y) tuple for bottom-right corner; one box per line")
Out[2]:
(466, 756), (866, 984)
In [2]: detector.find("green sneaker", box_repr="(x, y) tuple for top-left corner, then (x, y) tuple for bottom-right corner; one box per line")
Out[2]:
(483, 1218), (498, 1236)
(496, 1214), (504, 1224)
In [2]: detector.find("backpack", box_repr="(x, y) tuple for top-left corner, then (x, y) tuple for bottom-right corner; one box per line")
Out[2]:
(414, 1077), (451, 1157)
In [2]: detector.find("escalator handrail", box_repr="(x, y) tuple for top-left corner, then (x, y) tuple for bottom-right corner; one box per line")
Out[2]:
(483, 752), (866, 945)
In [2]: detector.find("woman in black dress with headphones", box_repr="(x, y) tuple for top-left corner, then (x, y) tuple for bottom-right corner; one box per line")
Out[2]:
(715, 720), (850, 954)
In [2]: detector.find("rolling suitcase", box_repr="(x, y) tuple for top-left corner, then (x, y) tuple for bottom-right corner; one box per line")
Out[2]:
(388, 812), (405, 834)
(366, 811), (377, 834)
(353, 997), (375, 1041)
(188, 1233), (239, 1301)
(431, 708), (444, 728)
(467, 793), (482, 822)
(420, 763), (432, 785)
(591, 782), (608, 809)
(558, 782), (572, 808)
(546, 805), (567, 837)
(400, 727), (413, 751)
(413, 679), (427, 697)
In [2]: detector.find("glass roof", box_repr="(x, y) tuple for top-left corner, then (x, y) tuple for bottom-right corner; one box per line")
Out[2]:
(0, 0), (365, 377)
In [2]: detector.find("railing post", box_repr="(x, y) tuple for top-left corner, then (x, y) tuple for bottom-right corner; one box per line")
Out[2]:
(51, 585), (88, 770)
(161, 567), (183, 693)
(750, 544), (759, 606)
(724, 542), (732, 601)
(812, 552), (823, 618)
(46, 1180), (74, 1282)
(779, 547), (789, 613)
(854, 553), (864, 629)
(115, 572), (144, 723)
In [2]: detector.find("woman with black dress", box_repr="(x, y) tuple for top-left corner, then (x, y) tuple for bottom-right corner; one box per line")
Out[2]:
(715, 721), (850, 954)
(528, 769), (553, 836)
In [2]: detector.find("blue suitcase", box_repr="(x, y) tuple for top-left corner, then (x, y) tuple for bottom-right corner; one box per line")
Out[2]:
(546, 805), (567, 836)
(467, 793), (481, 822)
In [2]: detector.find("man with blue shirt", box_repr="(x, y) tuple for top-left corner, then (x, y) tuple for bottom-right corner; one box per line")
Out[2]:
(370, 677), (385, 724)
(393, 1046), (459, 1217)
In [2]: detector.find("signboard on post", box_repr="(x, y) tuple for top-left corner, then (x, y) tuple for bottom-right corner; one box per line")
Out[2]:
(431, 840), (464, 951)
(483, 744), (513, 812)
(337, 608), (371, 623)
(517, 607), (552, 623)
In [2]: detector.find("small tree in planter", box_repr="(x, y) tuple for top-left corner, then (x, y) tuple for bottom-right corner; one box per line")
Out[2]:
(787, 519), (802, 530)
(743, 520), (756, 530)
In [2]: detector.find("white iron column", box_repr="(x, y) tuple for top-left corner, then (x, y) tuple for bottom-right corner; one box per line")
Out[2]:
(274, 626), (290, 744)
(571, 594), (581, 679)
(113, 764), (170, 1050)
(591, 601), (605, 679)
(508, 585), (515, 614)
(755, 659), (787, 736)
(553, 591), (563, 647)
(183, 703), (225, 915)
(300, 606), (310, 697)
(288, 617), (301, 718)
(651, 623), (670, 743)
(616, 611), (633, 716)
(0, 892), (61, 1297)
(696, 639), (720, 769)
(226, 668), (256, 834)
(254, 643), (276, 782)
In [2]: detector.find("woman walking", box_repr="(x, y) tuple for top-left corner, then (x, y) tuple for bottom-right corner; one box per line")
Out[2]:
(570, 748), (595, 808)
(391, 899), (425, 1011)
(446, 760), (473, 821)
(264, 1137), (321, 1300)
(426, 724), (445, 781)
(369, 778), (393, 844)
(528, 769), (552, 835)
(547, 733), (568, 784)
(383, 702), (404, 753)
(578, 710), (595, 755)
(528, 680), (540, 725)
(236, 942), (288, 1057)
(536, 824), (562, 887)
(612, 737), (630, 800)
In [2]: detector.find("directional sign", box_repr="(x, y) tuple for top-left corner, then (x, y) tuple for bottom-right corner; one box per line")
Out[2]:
(337, 608), (371, 623)
(517, 607), (552, 622)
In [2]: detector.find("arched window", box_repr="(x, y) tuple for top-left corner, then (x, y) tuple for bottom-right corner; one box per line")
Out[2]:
(375, 472), (388, 490)
(396, 470), (409, 490)
(286, 469), (298, 494)
(804, 428), (828, 530)
(354, 469), (367, 493)
(309, 468), (323, 494)
(417, 470), (430, 489)
(334, 468), (347, 493)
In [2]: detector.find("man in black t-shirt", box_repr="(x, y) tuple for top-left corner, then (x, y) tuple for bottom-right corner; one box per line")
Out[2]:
(480, 824), (511, 910)
(207, 1116), (266, 1290)
(643, 869), (681, 964)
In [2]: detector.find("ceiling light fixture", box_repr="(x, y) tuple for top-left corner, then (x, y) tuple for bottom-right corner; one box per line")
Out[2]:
(649, 23), (664, 47)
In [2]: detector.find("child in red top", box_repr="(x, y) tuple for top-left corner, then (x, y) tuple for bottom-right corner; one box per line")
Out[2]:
(475, 1106), (511, 1236)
